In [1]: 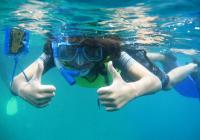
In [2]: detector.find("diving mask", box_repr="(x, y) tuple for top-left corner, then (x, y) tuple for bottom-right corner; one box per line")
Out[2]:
(57, 42), (103, 62)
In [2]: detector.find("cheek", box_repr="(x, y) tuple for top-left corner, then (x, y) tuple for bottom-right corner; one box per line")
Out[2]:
(62, 60), (95, 69)
(88, 62), (96, 69)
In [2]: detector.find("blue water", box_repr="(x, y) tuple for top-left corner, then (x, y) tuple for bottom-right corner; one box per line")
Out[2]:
(0, 0), (200, 140)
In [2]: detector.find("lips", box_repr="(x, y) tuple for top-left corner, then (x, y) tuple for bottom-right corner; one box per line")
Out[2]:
(75, 63), (94, 70)
(65, 62), (94, 70)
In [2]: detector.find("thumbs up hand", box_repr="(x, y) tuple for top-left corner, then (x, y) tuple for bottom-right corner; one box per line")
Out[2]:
(12, 61), (56, 108)
(97, 61), (137, 112)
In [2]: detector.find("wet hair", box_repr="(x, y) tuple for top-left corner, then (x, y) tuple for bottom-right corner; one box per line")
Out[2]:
(43, 35), (122, 83)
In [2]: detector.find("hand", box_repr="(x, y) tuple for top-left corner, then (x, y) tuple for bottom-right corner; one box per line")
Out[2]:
(97, 61), (138, 112)
(14, 61), (56, 107)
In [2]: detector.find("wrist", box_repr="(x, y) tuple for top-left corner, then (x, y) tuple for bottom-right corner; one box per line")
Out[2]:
(127, 82), (141, 99)
(128, 76), (162, 98)
(10, 75), (24, 96)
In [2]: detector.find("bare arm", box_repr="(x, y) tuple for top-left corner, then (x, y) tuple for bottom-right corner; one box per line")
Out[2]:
(125, 55), (162, 96)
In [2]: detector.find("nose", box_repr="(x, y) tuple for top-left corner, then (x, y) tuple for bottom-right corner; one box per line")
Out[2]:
(74, 49), (86, 66)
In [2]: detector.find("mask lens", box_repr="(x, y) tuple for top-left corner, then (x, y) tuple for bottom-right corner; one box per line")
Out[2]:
(83, 46), (102, 61)
(58, 44), (77, 61)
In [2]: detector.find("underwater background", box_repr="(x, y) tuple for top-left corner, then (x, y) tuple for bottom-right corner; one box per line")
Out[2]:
(0, 0), (200, 140)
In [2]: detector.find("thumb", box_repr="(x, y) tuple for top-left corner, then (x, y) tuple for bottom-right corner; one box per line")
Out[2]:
(32, 61), (44, 82)
(107, 61), (121, 80)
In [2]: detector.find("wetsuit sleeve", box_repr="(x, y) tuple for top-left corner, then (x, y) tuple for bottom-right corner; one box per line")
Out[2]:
(113, 51), (136, 72)
(38, 53), (55, 74)
(113, 51), (139, 83)
(113, 50), (169, 89)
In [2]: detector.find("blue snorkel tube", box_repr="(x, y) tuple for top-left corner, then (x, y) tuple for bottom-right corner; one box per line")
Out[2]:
(51, 41), (80, 85)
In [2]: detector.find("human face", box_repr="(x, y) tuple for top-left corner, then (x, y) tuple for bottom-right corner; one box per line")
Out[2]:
(58, 42), (103, 75)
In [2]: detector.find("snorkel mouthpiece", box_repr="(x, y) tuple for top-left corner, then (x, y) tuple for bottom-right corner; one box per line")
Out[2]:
(59, 67), (79, 85)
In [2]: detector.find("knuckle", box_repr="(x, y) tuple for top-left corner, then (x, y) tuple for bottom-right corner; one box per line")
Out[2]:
(109, 96), (116, 101)
(34, 102), (42, 108)
(111, 101), (118, 107)
(115, 104), (120, 108)
(36, 105), (44, 108)
(35, 94), (44, 100)
(116, 105), (121, 110)
(35, 102), (47, 108)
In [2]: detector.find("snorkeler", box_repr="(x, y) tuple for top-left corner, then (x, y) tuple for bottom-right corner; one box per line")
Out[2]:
(9, 31), (200, 111)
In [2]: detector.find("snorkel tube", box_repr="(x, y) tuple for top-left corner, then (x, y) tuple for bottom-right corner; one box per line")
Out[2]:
(51, 41), (80, 85)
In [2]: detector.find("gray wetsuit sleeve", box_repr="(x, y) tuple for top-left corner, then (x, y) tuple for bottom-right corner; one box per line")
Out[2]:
(113, 51), (136, 72)
(38, 53), (55, 73)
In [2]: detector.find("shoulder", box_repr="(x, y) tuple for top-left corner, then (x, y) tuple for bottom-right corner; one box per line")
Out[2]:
(43, 39), (53, 56)
(120, 47), (148, 61)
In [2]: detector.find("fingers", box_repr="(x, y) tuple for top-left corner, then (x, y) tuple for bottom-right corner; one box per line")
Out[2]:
(97, 87), (126, 112)
(27, 97), (52, 108)
(97, 86), (118, 110)
(25, 84), (56, 108)
(39, 85), (56, 93)
(105, 107), (119, 112)
(100, 101), (125, 112)
(38, 102), (50, 108)
(99, 96), (114, 102)
(34, 100), (51, 108)
(38, 92), (55, 100)
(97, 86), (112, 95)
(32, 61), (44, 82)
(97, 88), (119, 111)
(36, 85), (56, 100)
(36, 86), (56, 102)
(100, 101), (116, 107)
(100, 101), (121, 112)
(29, 94), (54, 108)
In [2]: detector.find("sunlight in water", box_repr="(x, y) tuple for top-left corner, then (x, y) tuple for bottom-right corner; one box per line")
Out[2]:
(6, 97), (18, 116)
(13, 0), (50, 34)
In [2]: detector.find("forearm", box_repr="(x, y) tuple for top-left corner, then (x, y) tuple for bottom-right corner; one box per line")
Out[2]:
(128, 75), (162, 98)
(116, 51), (162, 97)
(126, 59), (162, 97)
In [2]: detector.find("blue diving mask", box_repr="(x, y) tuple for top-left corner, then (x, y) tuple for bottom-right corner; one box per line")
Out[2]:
(57, 42), (103, 62)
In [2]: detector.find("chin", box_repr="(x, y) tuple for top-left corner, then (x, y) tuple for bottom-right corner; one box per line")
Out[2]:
(79, 69), (91, 76)
(78, 64), (95, 76)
